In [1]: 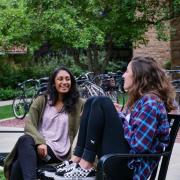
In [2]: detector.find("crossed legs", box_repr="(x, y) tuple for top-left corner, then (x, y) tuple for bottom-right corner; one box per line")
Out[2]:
(72, 96), (131, 178)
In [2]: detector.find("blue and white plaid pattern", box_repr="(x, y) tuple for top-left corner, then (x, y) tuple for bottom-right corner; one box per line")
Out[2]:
(122, 94), (170, 180)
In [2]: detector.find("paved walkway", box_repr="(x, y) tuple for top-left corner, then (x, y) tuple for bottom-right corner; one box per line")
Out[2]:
(0, 100), (13, 107)
(0, 100), (180, 179)
(0, 126), (180, 179)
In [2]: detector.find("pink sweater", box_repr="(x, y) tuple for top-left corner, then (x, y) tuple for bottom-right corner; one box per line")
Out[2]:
(39, 103), (70, 160)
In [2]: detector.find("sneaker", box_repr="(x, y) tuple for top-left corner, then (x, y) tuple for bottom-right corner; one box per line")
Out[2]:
(55, 161), (77, 176)
(0, 155), (5, 166)
(56, 164), (96, 180)
(56, 160), (74, 173)
(43, 160), (75, 178)
(37, 164), (56, 179)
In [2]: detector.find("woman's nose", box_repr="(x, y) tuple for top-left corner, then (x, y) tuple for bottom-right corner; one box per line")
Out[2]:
(62, 79), (67, 83)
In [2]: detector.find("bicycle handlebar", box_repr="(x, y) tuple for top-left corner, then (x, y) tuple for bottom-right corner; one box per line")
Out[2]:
(17, 79), (39, 89)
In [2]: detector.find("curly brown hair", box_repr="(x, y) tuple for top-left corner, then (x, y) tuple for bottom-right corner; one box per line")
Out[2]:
(126, 56), (176, 112)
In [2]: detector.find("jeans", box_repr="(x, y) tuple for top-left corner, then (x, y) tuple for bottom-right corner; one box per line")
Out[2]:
(10, 134), (61, 180)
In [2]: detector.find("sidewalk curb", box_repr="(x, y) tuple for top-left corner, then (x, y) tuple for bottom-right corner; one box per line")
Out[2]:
(0, 100), (13, 107)
(0, 117), (15, 121)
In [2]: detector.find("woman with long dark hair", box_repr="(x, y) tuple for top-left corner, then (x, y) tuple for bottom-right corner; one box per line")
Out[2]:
(54, 57), (176, 180)
(4, 67), (85, 180)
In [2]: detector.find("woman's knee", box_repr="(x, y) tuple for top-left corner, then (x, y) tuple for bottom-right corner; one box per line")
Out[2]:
(83, 96), (99, 109)
(92, 96), (112, 106)
(86, 96), (98, 104)
(17, 134), (35, 147)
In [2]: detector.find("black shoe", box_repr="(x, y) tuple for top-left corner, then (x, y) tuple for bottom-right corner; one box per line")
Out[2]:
(0, 155), (5, 166)
(37, 164), (56, 179)
(43, 160), (75, 179)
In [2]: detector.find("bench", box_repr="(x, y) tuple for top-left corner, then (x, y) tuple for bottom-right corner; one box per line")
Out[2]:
(1, 114), (180, 180)
(96, 113), (180, 180)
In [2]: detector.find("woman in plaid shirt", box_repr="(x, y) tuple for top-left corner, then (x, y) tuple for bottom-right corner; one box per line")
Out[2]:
(52, 57), (176, 180)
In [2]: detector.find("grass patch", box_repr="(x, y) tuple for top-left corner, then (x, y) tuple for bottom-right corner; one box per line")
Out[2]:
(118, 93), (128, 105)
(0, 105), (14, 120)
(0, 170), (5, 180)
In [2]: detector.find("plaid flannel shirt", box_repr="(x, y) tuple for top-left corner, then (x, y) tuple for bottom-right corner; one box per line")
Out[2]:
(122, 94), (170, 180)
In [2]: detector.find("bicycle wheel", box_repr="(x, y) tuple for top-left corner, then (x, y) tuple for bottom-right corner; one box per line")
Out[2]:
(105, 91), (118, 102)
(12, 96), (27, 119)
(78, 84), (92, 98)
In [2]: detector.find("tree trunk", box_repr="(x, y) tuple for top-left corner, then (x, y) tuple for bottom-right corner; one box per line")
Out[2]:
(71, 48), (88, 69)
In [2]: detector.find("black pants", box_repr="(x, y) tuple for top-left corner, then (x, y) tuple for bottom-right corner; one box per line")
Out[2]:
(10, 134), (61, 180)
(74, 96), (133, 179)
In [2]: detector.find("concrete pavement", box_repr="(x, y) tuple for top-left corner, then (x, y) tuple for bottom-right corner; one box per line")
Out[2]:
(0, 100), (180, 179)
(0, 100), (13, 107)
(0, 127), (24, 152)
(0, 126), (180, 179)
(166, 143), (180, 180)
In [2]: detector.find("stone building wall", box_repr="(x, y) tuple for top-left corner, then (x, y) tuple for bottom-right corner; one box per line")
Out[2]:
(133, 17), (180, 68)
(133, 27), (171, 67)
(171, 16), (180, 68)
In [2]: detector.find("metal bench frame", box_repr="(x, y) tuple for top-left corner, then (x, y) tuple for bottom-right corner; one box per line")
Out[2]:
(96, 114), (180, 180)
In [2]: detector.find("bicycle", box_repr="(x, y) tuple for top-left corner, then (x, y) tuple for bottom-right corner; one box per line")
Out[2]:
(92, 71), (126, 110)
(76, 71), (126, 110)
(166, 69), (180, 105)
(12, 77), (48, 119)
(172, 79), (180, 105)
(76, 73), (105, 99)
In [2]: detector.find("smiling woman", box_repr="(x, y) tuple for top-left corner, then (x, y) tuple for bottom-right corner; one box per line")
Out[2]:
(3, 66), (85, 180)
(54, 70), (71, 95)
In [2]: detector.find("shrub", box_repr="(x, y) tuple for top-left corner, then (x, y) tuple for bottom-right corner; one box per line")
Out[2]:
(0, 88), (17, 100)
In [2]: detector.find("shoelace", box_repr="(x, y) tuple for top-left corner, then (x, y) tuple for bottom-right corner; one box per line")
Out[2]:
(56, 162), (76, 173)
(55, 160), (70, 169)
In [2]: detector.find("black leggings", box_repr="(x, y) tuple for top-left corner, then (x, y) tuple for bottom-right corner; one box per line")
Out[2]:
(74, 96), (133, 179)
(10, 134), (61, 180)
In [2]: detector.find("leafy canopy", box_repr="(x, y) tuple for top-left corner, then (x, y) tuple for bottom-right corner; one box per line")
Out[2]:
(0, 0), (173, 51)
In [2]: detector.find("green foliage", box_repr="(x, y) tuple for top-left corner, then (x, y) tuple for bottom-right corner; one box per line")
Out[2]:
(163, 60), (172, 70)
(0, 87), (17, 100)
(105, 60), (128, 72)
(0, 59), (31, 88)
(173, 0), (180, 16)
(0, 0), (172, 49)
(31, 55), (84, 77)
(0, 55), (84, 89)
(0, 0), (175, 72)
(0, 170), (5, 180)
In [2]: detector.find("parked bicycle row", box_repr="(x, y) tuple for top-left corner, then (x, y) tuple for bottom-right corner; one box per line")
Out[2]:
(12, 71), (126, 119)
(12, 69), (180, 119)
(12, 77), (49, 119)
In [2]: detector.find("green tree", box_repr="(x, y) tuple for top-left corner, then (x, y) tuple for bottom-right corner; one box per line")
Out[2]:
(0, 0), (178, 73)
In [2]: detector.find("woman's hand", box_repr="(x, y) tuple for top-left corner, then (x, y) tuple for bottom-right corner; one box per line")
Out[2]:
(37, 144), (47, 159)
(114, 102), (122, 112)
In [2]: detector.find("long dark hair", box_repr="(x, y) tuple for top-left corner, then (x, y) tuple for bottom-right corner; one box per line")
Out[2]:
(126, 56), (176, 112)
(46, 66), (80, 113)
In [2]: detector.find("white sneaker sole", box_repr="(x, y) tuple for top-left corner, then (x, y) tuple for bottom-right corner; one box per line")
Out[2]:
(53, 176), (96, 180)
(44, 171), (96, 180)
(44, 171), (56, 178)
